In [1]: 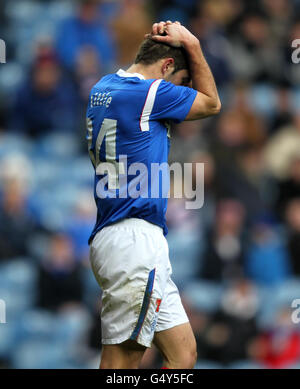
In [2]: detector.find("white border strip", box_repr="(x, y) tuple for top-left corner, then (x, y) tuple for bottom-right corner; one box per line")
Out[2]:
(140, 79), (162, 132)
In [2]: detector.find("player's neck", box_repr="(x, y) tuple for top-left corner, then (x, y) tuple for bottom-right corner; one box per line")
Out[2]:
(126, 63), (163, 80)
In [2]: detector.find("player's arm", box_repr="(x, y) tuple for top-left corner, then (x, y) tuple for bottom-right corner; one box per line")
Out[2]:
(150, 21), (221, 120)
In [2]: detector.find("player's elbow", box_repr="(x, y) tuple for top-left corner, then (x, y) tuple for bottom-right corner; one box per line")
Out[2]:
(200, 96), (222, 118)
(186, 95), (221, 121)
(208, 99), (221, 116)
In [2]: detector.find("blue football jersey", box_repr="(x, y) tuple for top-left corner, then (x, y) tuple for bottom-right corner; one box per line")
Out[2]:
(86, 69), (197, 243)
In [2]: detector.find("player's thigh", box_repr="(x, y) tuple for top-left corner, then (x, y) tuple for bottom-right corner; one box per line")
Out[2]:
(153, 322), (197, 366)
(100, 340), (146, 369)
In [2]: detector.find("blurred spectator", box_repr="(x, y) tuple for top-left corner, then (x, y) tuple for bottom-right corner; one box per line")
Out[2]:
(211, 111), (266, 220)
(196, 279), (259, 364)
(245, 217), (291, 285)
(190, 1), (234, 87)
(73, 45), (103, 138)
(276, 155), (300, 219)
(262, 0), (292, 44)
(87, 298), (102, 352)
(249, 308), (300, 368)
(221, 278), (259, 320)
(10, 46), (79, 137)
(166, 189), (199, 234)
(200, 199), (246, 282)
(201, 0), (240, 26)
(183, 299), (211, 361)
(212, 108), (265, 161)
(0, 178), (36, 261)
(210, 110), (249, 162)
(165, 173), (203, 288)
(169, 121), (205, 164)
(285, 198), (300, 276)
(229, 83), (266, 145)
(237, 145), (275, 213)
(37, 233), (83, 311)
(111, 0), (151, 67)
(228, 12), (282, 83)
(265, 114), (300, 180)
(56, 0), (116, 71)
(0, 152), (37, 260)
(189, 150), (217, 233)
(269, 85), (293, 134)
(74, 45), (102, 105)
(66, 190), (96, 263)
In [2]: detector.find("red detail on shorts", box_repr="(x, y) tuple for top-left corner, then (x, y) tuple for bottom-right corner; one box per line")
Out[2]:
(155, 298), (162, 313)
(161, 367), (169, 369)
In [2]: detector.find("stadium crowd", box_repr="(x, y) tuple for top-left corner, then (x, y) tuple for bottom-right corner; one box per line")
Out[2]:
(0, 0), (300, 369)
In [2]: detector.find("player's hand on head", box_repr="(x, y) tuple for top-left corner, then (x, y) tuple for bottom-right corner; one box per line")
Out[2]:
(145, 21), (168, 39)
(154, 21), (167, 35)
(146, 21), (196, 49)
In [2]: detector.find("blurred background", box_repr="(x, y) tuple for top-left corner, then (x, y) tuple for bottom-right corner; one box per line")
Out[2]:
(0, 0), (300, 369)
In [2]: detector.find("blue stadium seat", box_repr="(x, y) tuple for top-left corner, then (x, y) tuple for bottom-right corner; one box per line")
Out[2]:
(16, 309), (56, 342)
(69, 157), (94, 186)
(30, 158), (62, 187)
(11, 339), (69, 369)
(37, 133), (80, 160)
(182, 281), (223, 313)
(0, 134), (33, 157)
(167, 231), (202, 290)
(12, 308), (93, 368)
(0, 259), (37, 294)
(256, 278), (300, 330)
(0, 259), (37, 324)
(249, 84), (277, 118)
(54, 309), (92, 346)
(0, 323), (17, 358)
(5, 1), (73, 66)
(292, 88), (300, 112)
(81, 267), (102, 310)
(273, 279), (300, 307)
(0, 62), (25, 95)
(0, 289), (34, 320)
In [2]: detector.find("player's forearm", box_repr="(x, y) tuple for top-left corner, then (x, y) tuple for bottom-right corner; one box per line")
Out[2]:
(184, 39), (221, 112)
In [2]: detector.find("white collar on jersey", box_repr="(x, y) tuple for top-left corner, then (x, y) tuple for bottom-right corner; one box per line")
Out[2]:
(116, 68), (145, 80)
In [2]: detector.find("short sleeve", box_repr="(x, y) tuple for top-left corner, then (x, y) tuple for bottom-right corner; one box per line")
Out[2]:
(151, 80), (197, 123)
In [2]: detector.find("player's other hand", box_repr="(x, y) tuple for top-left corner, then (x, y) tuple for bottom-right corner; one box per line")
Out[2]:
(145, 21), (198, 49)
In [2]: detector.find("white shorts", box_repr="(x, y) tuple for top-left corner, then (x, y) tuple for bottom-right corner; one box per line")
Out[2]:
(89, 218), (189, 348)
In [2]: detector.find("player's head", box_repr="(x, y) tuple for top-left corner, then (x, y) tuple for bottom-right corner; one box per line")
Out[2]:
(134, 38), (190, 86)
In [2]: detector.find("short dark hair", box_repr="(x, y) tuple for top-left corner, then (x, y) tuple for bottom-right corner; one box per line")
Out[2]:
(134, 38), (189, 74)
